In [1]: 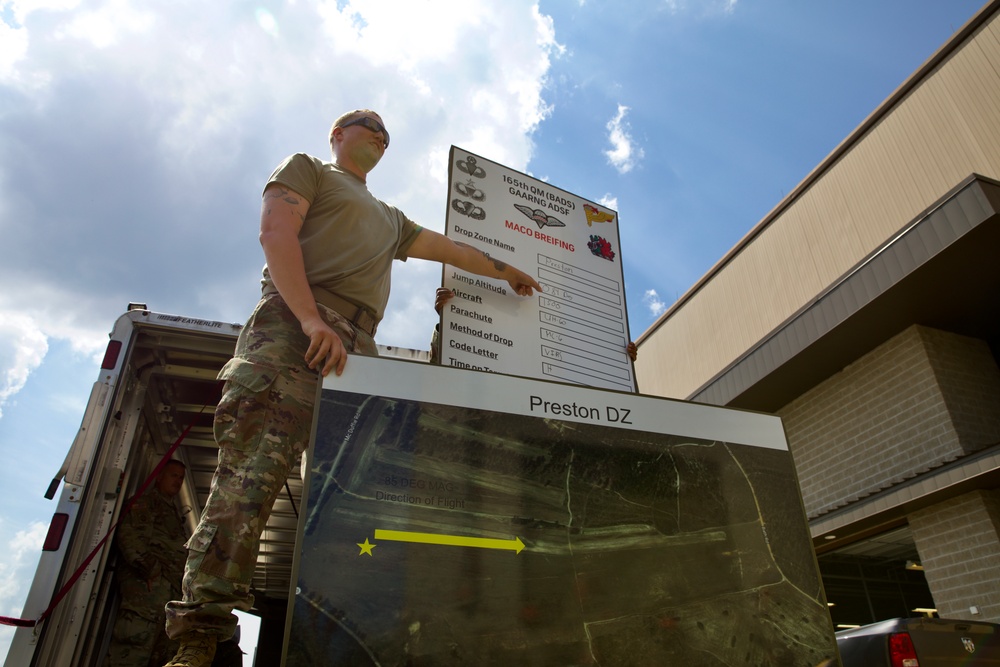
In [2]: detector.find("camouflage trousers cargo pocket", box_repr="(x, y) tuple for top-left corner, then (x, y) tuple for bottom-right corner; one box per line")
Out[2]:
(213, 357), (280, 453)
(185, 516), (260, 589)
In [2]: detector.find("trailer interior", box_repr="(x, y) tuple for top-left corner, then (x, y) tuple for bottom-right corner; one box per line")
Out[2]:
(30, 311), (300, 666)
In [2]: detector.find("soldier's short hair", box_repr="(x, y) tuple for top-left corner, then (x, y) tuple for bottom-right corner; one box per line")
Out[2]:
(329, 109), (382, 145)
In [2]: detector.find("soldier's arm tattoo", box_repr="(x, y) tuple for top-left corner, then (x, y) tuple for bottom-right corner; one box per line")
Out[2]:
(263, 186), (300, 206)
(455, 241), (508, 275)
(263, 186), (305, 224)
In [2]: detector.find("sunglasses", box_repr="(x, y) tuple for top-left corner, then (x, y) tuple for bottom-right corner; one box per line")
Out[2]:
(340, 116), (390, 149)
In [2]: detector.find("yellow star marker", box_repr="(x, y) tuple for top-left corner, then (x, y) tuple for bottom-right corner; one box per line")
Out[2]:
(357, 538), (376, 556)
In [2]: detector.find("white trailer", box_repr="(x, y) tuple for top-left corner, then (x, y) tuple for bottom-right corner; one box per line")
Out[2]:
(4, 305), (297, 667)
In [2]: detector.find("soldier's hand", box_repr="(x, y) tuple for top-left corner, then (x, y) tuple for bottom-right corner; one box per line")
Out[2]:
(301, 315), (348, 377)
(504, 267), (542, 297)
(434, 288), (454, 314)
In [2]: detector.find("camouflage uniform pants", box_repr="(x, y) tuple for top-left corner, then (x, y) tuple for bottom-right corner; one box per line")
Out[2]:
(164, 293), (377, 640)
(105, 606), (177, 667)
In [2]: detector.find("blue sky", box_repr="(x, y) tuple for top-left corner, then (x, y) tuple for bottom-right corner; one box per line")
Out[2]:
(0, 0), (987, 660)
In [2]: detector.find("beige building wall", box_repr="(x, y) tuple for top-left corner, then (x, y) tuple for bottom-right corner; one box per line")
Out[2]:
(637, 9), (1000, 400)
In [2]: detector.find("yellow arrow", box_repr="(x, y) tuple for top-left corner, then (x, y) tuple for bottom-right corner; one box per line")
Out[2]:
(373, 529), (525, 554)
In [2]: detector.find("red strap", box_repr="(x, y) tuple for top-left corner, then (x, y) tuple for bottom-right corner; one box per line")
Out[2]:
(0, 418), (199, 628)
(0, 616), (36, 627)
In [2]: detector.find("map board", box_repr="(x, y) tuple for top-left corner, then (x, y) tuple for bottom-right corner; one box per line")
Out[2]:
(441, 147), (636, 392)
(284, 357), (838, 666)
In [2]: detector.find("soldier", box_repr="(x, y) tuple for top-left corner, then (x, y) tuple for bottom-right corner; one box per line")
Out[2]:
(163, 109), (541, 667)
(106, 460), (188, 667)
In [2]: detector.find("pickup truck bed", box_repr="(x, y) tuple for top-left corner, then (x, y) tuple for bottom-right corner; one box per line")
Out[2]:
(836, 617), (1000, 666)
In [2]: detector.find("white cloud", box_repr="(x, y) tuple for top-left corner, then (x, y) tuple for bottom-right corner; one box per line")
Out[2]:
(598, 193), (618, 211)
(604, 104), (644, 174)
(0, 314), (49, 419)
(56, 0), (153, 48)
(0, 0), (81, 84)
(0, 520), (47, 621)
(0, 16), (29, 81)
(642, 288), (667, 317)
(0, 284), (113, 417)
(4, 0), (83, 24)
(0, 520), (48, 658)
(0, 0), (564, 366)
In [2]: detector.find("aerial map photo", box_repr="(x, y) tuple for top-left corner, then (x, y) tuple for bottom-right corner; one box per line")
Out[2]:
(285, 364), (837, 666)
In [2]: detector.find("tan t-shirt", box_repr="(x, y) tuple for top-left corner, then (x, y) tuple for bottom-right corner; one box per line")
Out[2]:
(261, 153), (422, 322)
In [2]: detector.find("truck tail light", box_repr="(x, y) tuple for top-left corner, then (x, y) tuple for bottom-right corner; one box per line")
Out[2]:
(889, 632), (919, 667)
(42, 513), (69, 551)
(101, 340), (123, 370)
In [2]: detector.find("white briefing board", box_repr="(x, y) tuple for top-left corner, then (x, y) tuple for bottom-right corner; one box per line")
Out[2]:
(441, 146), (636, 392)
